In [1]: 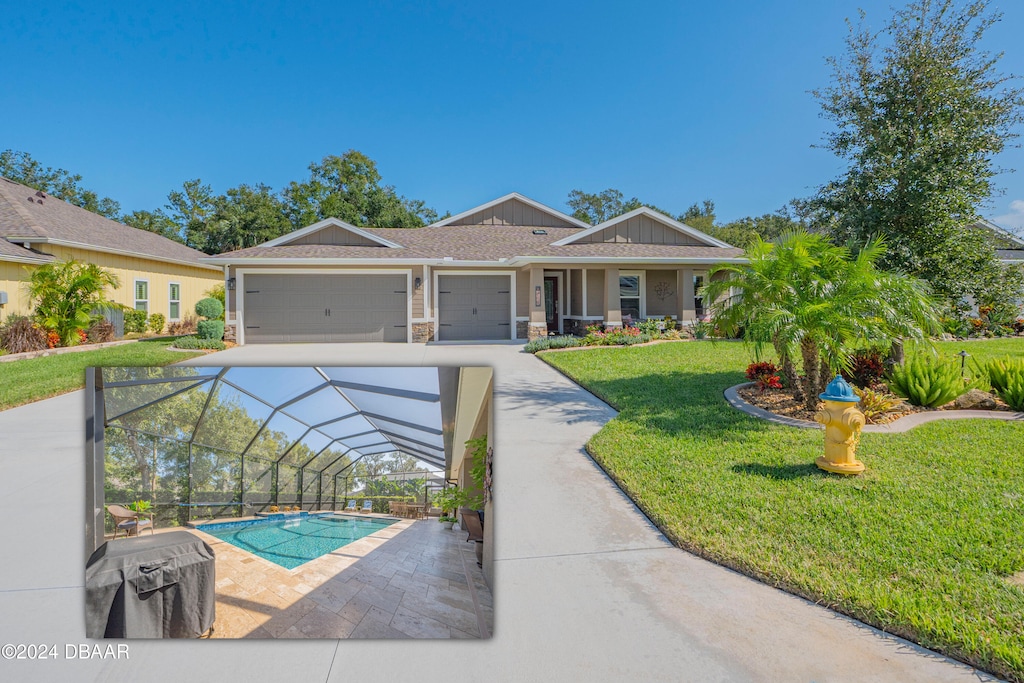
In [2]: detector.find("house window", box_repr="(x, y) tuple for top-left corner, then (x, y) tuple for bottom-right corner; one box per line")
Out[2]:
(694, 274), (705, 317)
(169, 283), (181, 320)
(134, 280), (149, 313)
(619, 273), (642, 320)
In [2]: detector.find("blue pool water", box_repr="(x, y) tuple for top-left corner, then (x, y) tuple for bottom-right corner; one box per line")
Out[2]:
(196, 513), (398, 569)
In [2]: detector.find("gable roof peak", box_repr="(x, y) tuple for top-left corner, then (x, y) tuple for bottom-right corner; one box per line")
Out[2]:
(429, 192), (591, 229)
(260, 216), (403, 248)
(550, 205), (734, 248)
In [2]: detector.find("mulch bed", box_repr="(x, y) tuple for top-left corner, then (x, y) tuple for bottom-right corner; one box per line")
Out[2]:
(738, 385), (1013, 425)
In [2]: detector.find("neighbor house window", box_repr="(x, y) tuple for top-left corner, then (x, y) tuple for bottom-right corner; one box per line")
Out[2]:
(169, 283), (181, 320)
(694, 274), (705, 317)
(619, 273), (642, 320)
(134, 280), (149, 313)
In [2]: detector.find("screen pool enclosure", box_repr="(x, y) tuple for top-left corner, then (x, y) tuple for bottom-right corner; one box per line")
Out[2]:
(86, 366), (459, 539)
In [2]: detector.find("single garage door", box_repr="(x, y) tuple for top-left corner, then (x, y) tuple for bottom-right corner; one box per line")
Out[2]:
(437, 275), (511, 341)
(242, 274), (408, 343)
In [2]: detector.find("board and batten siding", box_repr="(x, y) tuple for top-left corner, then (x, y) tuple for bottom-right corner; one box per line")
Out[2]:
(448, 198), (576, 228)
(576, 215), (708, 246)
(288, 226), (383, 247)
(0, 260), (35, 318)
(42, 245), (220, 323)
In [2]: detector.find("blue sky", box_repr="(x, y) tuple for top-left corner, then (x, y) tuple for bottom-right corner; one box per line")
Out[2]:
(3, 1), (1024, 230)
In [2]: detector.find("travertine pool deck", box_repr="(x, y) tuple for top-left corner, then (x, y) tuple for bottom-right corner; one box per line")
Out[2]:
(188, 517), (492, 638)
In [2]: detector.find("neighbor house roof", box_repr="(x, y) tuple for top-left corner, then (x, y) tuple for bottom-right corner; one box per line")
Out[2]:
(998, 249), (1024, 263)
(0, 177), (219, 270)
(205, 194), (745, 265)
(0, 237), (55, 264)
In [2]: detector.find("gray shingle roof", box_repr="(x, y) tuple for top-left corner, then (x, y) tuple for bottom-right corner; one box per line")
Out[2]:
(207, 224), (745, 262)
(0, 237), (54, 264)
(0, 177), (216, 269)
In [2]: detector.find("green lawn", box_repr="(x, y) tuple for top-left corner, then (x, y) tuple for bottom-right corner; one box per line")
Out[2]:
(0, 340), (204, 410)
(542, 338), (1024, 682)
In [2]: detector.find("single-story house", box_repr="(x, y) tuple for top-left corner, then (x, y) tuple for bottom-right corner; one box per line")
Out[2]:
(203, 192), (746, 344)
(0, 176), (221, 325)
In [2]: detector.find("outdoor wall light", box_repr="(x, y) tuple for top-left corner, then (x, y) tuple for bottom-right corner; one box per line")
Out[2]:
(227, 278), (236, 290)
(415, 277), (422, 289)
(535, 285), (542, 307)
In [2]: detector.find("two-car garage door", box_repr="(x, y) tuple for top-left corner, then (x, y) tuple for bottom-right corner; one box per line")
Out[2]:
(242, 274), (408, 343)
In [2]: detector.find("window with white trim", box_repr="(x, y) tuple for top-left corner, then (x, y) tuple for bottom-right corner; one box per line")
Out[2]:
(134, 279), (149, 313)
(619, 272), (642, 320)
(168, 282), (181, 320)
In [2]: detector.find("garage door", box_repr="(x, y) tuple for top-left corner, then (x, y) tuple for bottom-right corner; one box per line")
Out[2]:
(242, 274), (408, 343)
(437, 275), (512, 341)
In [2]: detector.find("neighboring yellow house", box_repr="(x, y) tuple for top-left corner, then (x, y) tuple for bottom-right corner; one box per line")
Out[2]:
(0, 176), (221, 326)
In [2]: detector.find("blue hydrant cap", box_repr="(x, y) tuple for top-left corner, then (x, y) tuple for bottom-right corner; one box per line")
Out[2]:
(819, 375), (860, 403)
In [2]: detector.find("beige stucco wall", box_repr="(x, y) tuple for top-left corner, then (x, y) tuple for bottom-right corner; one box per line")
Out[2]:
(645, 270), (678, 318)
(586, 269), (605, 317)
(569, 269), (583, 317)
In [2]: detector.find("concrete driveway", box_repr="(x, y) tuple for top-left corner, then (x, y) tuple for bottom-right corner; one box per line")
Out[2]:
(0, 342), (995, 682)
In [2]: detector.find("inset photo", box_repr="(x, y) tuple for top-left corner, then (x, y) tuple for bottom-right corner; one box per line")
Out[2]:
(84, 365), (493, 639)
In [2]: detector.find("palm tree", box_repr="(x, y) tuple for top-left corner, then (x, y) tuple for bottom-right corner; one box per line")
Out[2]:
(24, 260), (120, 346)
(704, 232), (940, 411)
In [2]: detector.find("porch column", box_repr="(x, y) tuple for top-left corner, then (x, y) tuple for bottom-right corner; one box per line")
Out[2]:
(604, 267), (621, 328)
(678, 268), (696, 323)
(528, 266), (546, 341)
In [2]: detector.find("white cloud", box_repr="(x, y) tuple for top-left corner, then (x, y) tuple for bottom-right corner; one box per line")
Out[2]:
(991, 199), (1024, 232)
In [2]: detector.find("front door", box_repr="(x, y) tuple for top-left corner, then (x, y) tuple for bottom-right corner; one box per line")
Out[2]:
(544, 276), (559, 333)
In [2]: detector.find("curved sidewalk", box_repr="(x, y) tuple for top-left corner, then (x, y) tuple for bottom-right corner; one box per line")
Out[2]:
(0, 343), (998, 682)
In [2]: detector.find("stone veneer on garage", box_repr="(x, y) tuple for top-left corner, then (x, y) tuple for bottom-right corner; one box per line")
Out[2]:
(412, 322), (434, 343)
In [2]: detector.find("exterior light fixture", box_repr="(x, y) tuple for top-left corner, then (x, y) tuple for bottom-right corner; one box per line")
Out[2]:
(227, 278), (236, 290)
(415, 277), (422, 289)
(958, 349), (970, 377)
(535, 286), (542, 307)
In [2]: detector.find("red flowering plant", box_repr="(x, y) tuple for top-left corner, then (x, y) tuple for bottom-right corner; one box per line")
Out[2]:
(45, 330), (61, 349)
(745, 361), (782, 393)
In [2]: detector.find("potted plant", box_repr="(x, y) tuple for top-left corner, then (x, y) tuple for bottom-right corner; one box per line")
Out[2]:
(431, 488), (468, 529)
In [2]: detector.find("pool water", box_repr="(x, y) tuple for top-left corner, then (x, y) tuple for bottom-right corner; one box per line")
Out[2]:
(196, 514), (398, 569)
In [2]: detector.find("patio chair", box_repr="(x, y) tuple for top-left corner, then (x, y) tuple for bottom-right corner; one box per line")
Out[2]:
(107, 504), (154, 539)
(459, 509), (483, 543)
(344, 500), (358, 512)
(360, 500), (373, 514)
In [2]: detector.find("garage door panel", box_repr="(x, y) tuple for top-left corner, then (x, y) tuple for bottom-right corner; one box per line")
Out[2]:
(243, 274), (408, 343)
(437, 275), (511, 341)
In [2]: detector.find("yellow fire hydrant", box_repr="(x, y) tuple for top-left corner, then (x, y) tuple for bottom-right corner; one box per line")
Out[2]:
(813, 375), (866, 475)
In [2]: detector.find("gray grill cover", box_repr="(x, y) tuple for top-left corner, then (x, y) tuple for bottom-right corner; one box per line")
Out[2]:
(85, 531), (215, 638)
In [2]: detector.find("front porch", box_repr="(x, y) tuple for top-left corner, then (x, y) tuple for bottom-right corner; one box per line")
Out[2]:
(519, 265), (715, 340)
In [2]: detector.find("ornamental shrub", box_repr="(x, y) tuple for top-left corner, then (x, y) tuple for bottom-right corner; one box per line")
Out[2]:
(887, 354), (972, 408)
(172, 335), (226, 350)
(523, 335), (586, 353)
(85, 319), (116, 343)
(196, 319), (224, 341)
(745, 361), (782, 392)
(841, 348), (887, 388)
(0, 315), (48, 354)
(123, 309), (148, 334)
(148, 313), (166, 334)
(195, 297), (224, 320)
(168, 314), (198, 335)
(853, 386), (902, 423)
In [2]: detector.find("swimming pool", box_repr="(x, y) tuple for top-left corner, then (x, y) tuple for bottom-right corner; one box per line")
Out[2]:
(196, 513), (398, 569)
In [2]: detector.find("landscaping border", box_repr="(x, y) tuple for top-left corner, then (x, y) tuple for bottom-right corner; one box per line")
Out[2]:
(725, 382), (1024, 433)
(0, 339), (137, 363)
